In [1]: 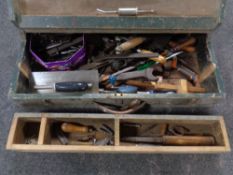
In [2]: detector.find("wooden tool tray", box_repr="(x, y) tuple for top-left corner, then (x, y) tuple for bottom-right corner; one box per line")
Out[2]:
(6, 113), (230, 153)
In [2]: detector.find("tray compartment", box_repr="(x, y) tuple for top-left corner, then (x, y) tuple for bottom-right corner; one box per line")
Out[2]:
(7, 117), (41, 145)
(120, 119), (225, 146)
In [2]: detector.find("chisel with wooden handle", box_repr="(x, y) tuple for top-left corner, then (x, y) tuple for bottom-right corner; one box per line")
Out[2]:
(169, 41), (196, 53)
(61, 123), (95, 133)
(121, 135), (215, 146)
(170, 37), (196, 52)
(115, 37), (146, 54)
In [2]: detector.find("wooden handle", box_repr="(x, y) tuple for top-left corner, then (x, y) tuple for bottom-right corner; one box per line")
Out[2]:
(172, 37), (196, 52)
(126, 80), (178, 91)
(18, 60), (31, 79)
(199, 63), (216, 83)
(163, 135), (215, 146)
(169, 41), (196, 53)
(61, 123), (89, 133)
(116, 37), (146, 53)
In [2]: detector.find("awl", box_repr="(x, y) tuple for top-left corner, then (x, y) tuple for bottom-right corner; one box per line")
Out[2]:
(34, 82), (93, 92)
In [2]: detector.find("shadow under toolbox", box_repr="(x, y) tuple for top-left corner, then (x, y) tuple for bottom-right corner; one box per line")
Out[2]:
(7, 0), (226, 111)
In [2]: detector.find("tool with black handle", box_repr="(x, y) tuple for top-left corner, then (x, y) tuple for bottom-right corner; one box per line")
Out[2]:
(34, 82), (93, 92)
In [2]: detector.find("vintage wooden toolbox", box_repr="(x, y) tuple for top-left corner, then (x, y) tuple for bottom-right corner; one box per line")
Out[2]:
(7, 0), (226, 110)
(6, 0), (231, 154)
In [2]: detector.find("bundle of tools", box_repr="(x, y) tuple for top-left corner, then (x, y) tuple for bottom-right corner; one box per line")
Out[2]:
(30, 34), (86, 71)
(24, 34), (216, 94)
(52, 122), (114, 146)
(120, 123), (216, 146)
(80, 35), (215, 94)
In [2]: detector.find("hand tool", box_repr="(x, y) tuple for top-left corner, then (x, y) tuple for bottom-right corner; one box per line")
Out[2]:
(121, 122), (142, 128)
(30, 36), (86, 71)
(61, 123), (96, 133)
(100, 66), (135, 83)
(116, 67), (162, 81)
(34, 82), (93, 92)
(47, 37), (83, 56)
(94, 99), (146, 114)
(97, 8), (155, 16)
(169, 41), (196, 53)
(177, 65), (198, 85)
(115, 37), (146, 54)
(137, 50), (183, 65)
(168, 125), (191, 136)
(78, 60), (110, 70)
(117, 85), (138, 93)
(32, 70), (99, 93)
(106, 53), (160, 59)
(126, 80), (206, 93)
(170, 37), (196, 53)
(121, 135), (215, 146)
(199, 63), (216, 83)
(53, 123), (69, 145)
(136, 61), (155, 71)
(100, 124), (114, 136)
(140, 124), (168, 137)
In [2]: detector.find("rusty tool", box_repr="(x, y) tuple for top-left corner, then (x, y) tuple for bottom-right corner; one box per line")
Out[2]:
(121, 135), (215, 146)
(115, 37), (146, 54)
(61, 123), (96, 133)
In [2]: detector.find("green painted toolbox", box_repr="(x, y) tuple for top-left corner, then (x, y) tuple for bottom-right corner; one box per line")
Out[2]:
(7, 0), (226, 111)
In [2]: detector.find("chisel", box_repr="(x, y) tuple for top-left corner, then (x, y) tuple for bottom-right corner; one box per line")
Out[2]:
(121, 135), (215, 146)
(34, 82), (93, 92)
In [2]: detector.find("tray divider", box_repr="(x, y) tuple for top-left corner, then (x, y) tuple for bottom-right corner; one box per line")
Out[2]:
(38, 115), (50, 145)
(114, 118), (120, 146)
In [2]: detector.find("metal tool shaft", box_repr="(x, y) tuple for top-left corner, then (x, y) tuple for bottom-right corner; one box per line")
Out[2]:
(97, 8), (154, 16)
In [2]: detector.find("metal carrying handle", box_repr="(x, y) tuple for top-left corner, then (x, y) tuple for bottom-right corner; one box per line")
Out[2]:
(97, 7), (155, 16)
(94, 99), (146, 114)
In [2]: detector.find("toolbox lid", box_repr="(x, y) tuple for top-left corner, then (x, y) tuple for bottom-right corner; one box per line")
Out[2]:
(8, 0), (225, 32)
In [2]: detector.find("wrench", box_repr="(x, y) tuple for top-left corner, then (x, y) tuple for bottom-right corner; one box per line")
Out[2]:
(116, 67), (160, 81)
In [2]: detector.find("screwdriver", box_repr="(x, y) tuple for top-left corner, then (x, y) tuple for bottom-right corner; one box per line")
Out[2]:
(34, 82), (93, 92)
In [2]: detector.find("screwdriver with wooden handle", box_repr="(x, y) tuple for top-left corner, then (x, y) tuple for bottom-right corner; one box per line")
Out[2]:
(121, 135), (215, 146)
(115, 37), (146, 54)
(34, 82), (93, 92)
(61, 123), (95, 133)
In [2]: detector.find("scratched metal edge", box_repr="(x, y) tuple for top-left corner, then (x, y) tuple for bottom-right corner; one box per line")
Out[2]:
(16, 16), (219, 32)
